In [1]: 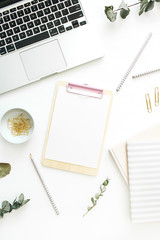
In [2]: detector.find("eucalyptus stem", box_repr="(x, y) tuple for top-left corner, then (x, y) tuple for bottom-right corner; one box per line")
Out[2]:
(83, 178), (110, 217)
(114, 1), (141, 12)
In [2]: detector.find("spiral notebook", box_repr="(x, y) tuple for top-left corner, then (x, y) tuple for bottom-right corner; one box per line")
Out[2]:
(127, 141), (160, 223)
(42, 81), (113, 175)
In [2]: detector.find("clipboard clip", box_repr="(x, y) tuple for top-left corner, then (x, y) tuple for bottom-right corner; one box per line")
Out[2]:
(67, 83), (103, 99)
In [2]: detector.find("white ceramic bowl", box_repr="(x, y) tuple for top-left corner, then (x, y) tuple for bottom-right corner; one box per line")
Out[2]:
(0, 107), (34, 144)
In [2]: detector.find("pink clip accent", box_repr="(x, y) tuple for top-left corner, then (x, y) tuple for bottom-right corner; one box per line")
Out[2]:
(67, 83), (103, 99)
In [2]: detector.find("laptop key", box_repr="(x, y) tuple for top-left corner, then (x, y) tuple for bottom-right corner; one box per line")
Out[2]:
(66, 25), (72, 31)
(51, 5), (57, 12)
(12, 35), (19, 42)
(24, 8), (31, 14)
(38, 2), (45, 9)
(40, 24), (47, 31)
(0, 40), (5, 47)
(13, 26), (20, 34)
(23, 15), (30, 22)
(27, 21), (34, 28)
(49, 28), (58, 36)
(48, 14), (55, 20)
(0, 26), (2, 32)
(37, 10), (44, 17)
(0, 18), (3, 24)
(4, 15), (10, 22)
(0, 47), (7, 55)
(58, 25), (65, 33)
(68, 11), (83, 21)
(15, 31), (50, 49)
(24, 2), (31, 7)
(0, 32), (6, 38)
(47, 22), (54, 29)
(71, 0), (78, 4)
(54, 19), (61, 26)
(2, 23), (9, 30)
(10, 8), (16, 12)
(20, 32), (26, 39)
(72, 20), (79, 28)
(20, 24), (27, 31)
(65, 0), (71, 7)
(3, 10), (9, 15)
(9, 20), (16, 27)
(16, 18), (23, 25)
(61, 16), (68, 24)
(6, 37), (12, 44)
(41, 16), (48, 23)
(33, 26), (40, 33)
(6, 44), (15, 53)
(10, 12), (17, 19)
(26, 29), (33, 36)
(45, 0), (52, 7)
(55, 11), (62, 18)
(7, 29), (14, 36)
(17, 10), (24, 17)
(62, 9), (69, 16)
(17, 5), (24, 10)
(34, 19), (41, 25)
(30, 13), (37, 20)
(44, 8), (51, 15)
(80, 20), (86, 26)
(69, 4), (81, 13)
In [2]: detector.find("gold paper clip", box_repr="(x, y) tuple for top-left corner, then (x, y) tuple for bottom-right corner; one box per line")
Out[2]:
(145, 93), (152, 113)
(155, 87), (159, 106)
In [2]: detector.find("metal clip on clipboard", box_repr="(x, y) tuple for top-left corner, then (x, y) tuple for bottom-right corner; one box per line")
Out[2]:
(67, 83), (103, 99)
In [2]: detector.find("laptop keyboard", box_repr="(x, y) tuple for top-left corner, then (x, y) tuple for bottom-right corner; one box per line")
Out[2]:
(0, 0), (86, 56)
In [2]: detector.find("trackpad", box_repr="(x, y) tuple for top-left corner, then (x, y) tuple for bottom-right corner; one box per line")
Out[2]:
(20, 40), (67, 81)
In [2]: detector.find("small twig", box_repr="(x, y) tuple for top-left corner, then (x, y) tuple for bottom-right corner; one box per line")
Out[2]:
(83, 178), (110, 217)
(114, 1), (141, 12)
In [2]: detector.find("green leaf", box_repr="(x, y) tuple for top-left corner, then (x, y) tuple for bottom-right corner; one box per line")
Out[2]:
(22, 199), (30, 206)
(119, 1), (130, 19)
(145, 0), (155, 12)
(104, 6), (117, 22)
(155, 0), (160, 2)
(91, 197), (95, 204)
(2, 201), (12, 213)
(100, 184), (106, 193)
(18, 193), (24, 204)
(139, 0), (148, 15)
(95, 193), (99, 200)
(0, 209), (4, 218)
(87, 206), (91, 211)
(12, 201), (21, 210)
(0, 163), (11, 178)
(103, 179), (109, 186)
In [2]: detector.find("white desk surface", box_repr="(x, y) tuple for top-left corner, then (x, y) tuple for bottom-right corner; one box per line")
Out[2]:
(1, 0), (160, 239)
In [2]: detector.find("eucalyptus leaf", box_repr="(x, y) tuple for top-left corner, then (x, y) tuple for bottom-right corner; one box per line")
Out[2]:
(18, 193), (24, 204)
(12, 201), (21, 210)
(2, 201), (12, 213)
(95, 193), (99, 200)
(104, 6), (117, 22)
(119, 0), (130, 19)
(91, 197), (95, 204)
(0, 209), (4, 218)
(22, 199), (30, 206)
(139, 0), (148, 15)
(145, 0), (155, 12)
(0, 163), (11, 178)
(87, 206), (91, 211)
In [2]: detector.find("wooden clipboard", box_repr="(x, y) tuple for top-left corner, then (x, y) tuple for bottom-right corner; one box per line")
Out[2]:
(42, 81), (113, 175)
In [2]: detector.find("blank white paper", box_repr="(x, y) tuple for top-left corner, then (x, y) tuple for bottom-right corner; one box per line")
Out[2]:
(45, 86), (111, 168)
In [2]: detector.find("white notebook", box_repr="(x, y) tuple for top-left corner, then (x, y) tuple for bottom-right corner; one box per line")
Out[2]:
(127, 141), (160, 223)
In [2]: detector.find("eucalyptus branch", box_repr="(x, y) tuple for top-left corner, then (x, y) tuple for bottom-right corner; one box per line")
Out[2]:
(83, 178), (110, 217)
(0, 193), (30, 218)
(105, 0), (160, 22)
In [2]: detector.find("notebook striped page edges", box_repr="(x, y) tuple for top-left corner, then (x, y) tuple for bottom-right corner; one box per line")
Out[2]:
(127, 142), (160, 223)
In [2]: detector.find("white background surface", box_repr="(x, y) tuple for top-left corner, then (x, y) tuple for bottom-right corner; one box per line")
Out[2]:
(1, 0), (160, 239)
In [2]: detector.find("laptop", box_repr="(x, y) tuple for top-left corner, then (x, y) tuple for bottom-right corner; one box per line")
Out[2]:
(0, 0), (103, 94)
